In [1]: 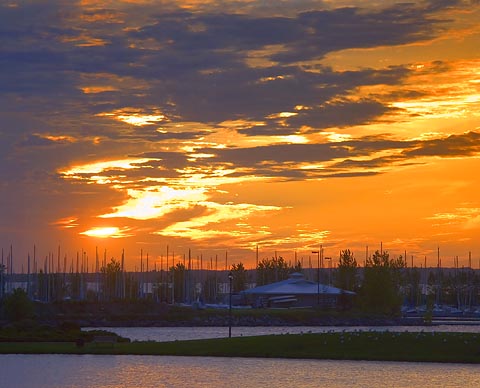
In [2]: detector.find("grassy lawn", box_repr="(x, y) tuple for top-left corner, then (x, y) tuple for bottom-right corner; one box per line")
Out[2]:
(1, 331), (479, 363)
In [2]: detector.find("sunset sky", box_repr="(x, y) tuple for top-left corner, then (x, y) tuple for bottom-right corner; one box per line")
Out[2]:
(1, 0), (480, 271)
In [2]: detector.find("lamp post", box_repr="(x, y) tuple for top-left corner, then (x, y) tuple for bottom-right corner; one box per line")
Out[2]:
(228, 271), (233, 338)
(312, 251), (320, 307)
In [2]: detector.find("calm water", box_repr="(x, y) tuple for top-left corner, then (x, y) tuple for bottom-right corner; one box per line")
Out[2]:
(83, 324), (480, 342)
(0, 355), (479, 388)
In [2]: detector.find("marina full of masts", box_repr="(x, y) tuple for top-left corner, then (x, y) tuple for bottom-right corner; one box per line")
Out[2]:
(1, 244), (480, 314)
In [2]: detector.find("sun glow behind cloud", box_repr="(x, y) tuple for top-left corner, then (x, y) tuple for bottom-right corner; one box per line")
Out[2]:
(100, 187), (208, 220)
(62, 153), (285, 245)
(96, 108), (166, 126)
(80, 226), (132, 238)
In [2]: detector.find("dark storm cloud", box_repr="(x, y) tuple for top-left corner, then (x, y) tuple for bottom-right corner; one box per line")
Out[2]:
(238, 123), (300, 137)
(341, 136), (416, 153)
(131, 4), (445, 65)
(404, 132), (480, 157)
(11, 130), (480, 216)
(130, 11), (302, 50)
(16, 134), (61, 147)
(332, 155), (407, 170)
(196, 134), (419, 169)
(272, 4), (446, 63)
(0, 0), (469, 192)
(199, 143), (352, 166)
(289, 99), (394, 130)
(147, 130), (210, 141)
(155, 64), (410, 125)
(112, 4), (441, 123)
(188, 132), (480, 180)
(321, 171), (380, 178)
(0, 0), (447, 131)
(3, 2), (431, 123)
(424, 0), (466, 12)
(69, 131), (480, 185)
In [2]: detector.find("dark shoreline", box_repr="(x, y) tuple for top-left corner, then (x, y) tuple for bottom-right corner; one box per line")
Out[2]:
(6, 299), (479, 329)
(27, 299), (427, 327)
(101, 316), (480, 328)
(41, 315), (427, 328)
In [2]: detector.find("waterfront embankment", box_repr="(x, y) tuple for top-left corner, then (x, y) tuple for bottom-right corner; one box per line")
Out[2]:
(26, 300), (427, 327)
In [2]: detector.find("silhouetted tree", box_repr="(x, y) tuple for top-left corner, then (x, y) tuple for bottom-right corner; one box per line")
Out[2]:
(291, 260), (303, 273)
(256, 257), (302, 286)
(231, 262), (247, 293)
(360, 250), (405, 315)
(3, 288), (33, 322)
(335, 249), (358, 291)
(101, 258), (122, 300)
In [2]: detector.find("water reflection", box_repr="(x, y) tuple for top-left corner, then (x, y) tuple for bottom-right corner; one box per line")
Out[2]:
(0, 355), (479, 388)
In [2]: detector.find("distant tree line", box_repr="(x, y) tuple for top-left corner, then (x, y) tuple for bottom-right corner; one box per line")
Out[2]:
(2, 248), (480, 318)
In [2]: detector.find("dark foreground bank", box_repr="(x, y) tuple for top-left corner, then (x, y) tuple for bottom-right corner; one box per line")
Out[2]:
(1, 332), (479, 364)
(0, 297), (427, 327)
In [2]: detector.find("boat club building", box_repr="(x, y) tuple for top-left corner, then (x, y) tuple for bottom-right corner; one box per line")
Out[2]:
(242, 272), (355, 309)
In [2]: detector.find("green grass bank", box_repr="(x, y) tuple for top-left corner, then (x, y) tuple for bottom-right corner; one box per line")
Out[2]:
(1, 332), (479, 364)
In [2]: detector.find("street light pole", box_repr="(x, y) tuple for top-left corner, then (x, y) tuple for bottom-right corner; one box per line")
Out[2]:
(312, 250), (320, 307)
(228, 271), (233, 338)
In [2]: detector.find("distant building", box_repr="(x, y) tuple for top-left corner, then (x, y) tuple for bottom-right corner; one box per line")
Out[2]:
(242, 272), (355, 309)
